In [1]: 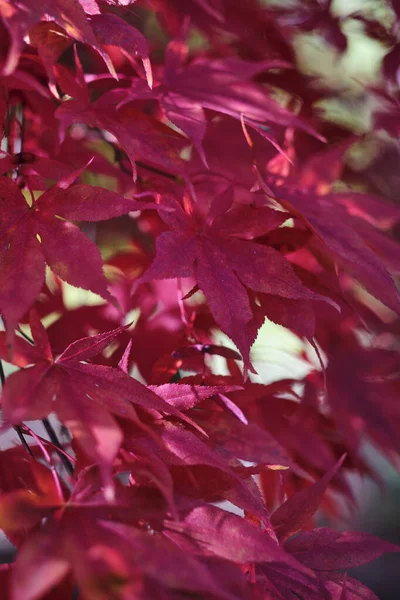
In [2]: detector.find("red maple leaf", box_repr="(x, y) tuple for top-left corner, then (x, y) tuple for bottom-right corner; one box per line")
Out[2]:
(284, 527), (400, 571)
(0, 0), (113, 76)
(118, 30), (321, 165)
(258, 171), (400, 314)
(270, 456), (345, 542)
(54, 53), (186, 182)
(140, 186), (329, 370)
(0, 176), (158, 337)
(30, 13), (152, 90)
(0, 468), (235, 600)
(0, 3), (400, 599)
(0, 313), (203, 494)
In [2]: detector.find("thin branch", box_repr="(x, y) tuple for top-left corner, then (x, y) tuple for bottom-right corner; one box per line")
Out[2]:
(136, 160), (178, 181)
(42, 418), (74, 477)
(113, 144), (177, 181)
(17, 325), (34, 344)
(20, 425), (76, 465)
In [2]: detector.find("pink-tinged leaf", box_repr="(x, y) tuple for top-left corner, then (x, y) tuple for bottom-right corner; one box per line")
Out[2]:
(118, 340), (132, 374)
(164, 24), (189, 76)
(205, 415), (291, 468)
(0, 222), (45, 341)
(194, 238), (254, 365)
(258, 294), (316, 340)
(56, 99), (186, 181)
(140, 231), (198, 280)
(36, 216), (112, 302)
(270, 455), (345, 541)
(0, 154), (16, 176)
(351, 219), (400, 274)
(316, 221), (400, 312)
(0, 177), (28, 230)
(148, 383), (241, 410)
(57, 325), (128, 363)
(222, 469), (272, 522)
(207, 345), (242, 360)
(340, 574), (350, 600)
(383, 43), (400, 83)
(141, 187), (329, 369)
(271, 185), (400, 313)
(96, 522), (239, 600)
(128, 447), (177, 520)
(0, 489), (59, 532)
(284, 527), (400, 571)
(53, 63), (90, 105)
(1, 176), (153, 332)
(0, 0), (113, 77)
(166, 504), (304, 567)
(29, 22), (71, 86)
(118, 77), (155, 107)
(39, 184), (159, 222)
(217, 393), (248, 424)
(11, 527), (70, 600)
(333, 192), (400, 229)
(326, 343), (400, 456)
(210, 204), (290, 239)
(180, 283), (200, 300)
(78, 0), (100, 15)
(55, 369), (122, 494)
(7, 477), (237, 600)
(65, 362), (205, 435)
(90, 13), (153, 87)
(261, 561), (327, 600)
(108, 524), (241, 600)
(1, 325), (205, 488)
(221, 238), (321, 301)
(0, 332), (41, 367)
(1, 363), (57, 423)
(164, 55), (318, 138)
(156, 421), (237, 472)
(3, 65), (52, 100)
(323, 574), (381, 600)
(160, 93), (208, 165)
(225, 475), (272, 524)
(97, 104), (186, 181)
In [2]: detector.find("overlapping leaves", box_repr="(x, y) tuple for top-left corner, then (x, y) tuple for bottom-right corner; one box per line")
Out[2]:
(0, 1), (400, 599)
(0, 177), (158, 337)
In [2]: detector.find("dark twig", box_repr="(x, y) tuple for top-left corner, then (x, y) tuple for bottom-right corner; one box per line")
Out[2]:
(113, 144), (177, 181)
(17, 325), (35, 344)
(42, 418), (74, 476)
(136, 160), (177, 181)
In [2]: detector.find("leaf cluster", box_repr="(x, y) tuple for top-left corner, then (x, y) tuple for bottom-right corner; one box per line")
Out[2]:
(0, 1), (400, 599)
